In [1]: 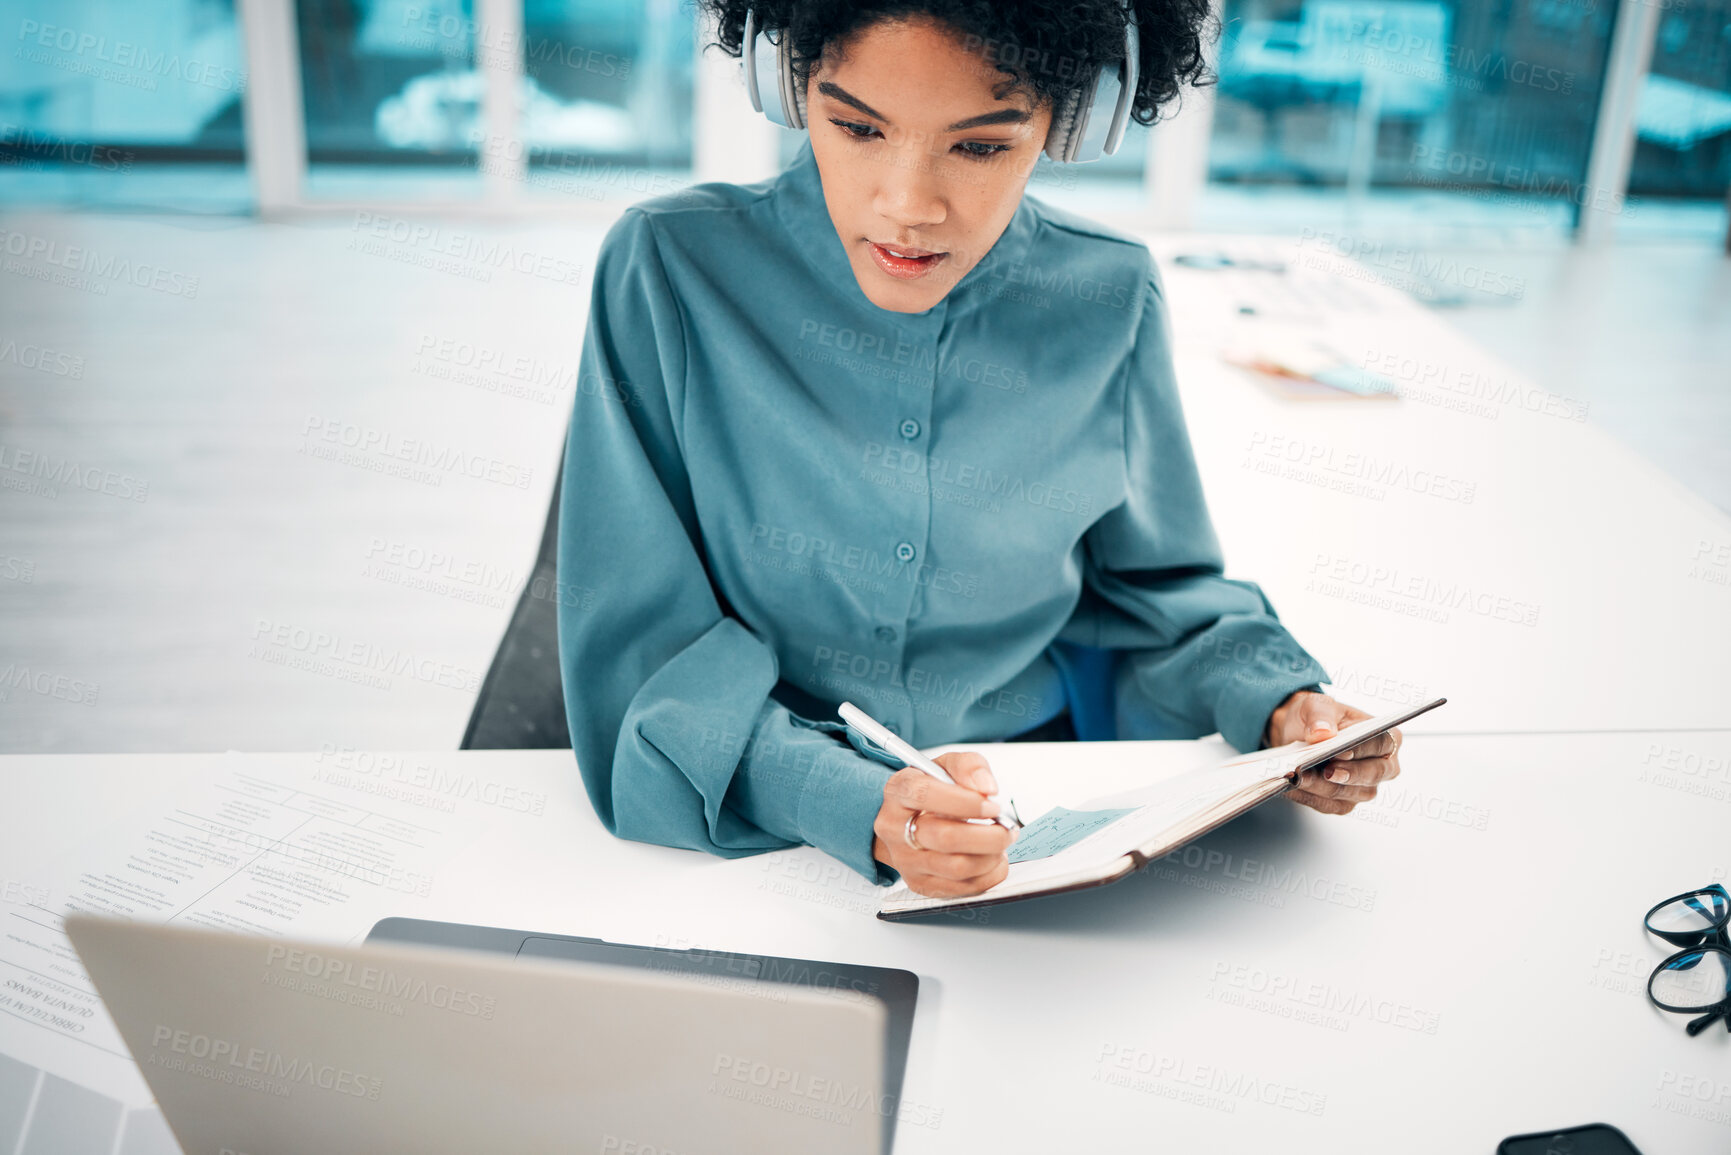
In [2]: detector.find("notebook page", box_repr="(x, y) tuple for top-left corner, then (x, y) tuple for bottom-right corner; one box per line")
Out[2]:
(958, 704), (1434, 888)
(1077, 746), (1299, 815)
(883, 702), (1445, 913)
(919, 736), (1234, 830)
(880, 750), (1294, 906)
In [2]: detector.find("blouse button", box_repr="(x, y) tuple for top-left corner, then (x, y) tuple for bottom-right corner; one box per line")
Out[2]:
(875, 626), (897, 643)
(895, 541), (917, 563)
(898, 418), (921, 440)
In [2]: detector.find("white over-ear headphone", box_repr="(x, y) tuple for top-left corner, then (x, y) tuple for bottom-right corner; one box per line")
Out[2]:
(742, 4), (1141, 164)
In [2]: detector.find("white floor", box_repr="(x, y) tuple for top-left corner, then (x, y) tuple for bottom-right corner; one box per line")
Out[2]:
(0, 209), (593, 753)
(1, 201), (1727, 754)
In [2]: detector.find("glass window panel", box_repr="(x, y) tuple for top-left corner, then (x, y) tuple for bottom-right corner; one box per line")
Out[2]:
(0, 0), (248, 209)
(301, 0), (475, 157)
(1206, 0), (1618, 220)
(521, 0), (696, 205)
(299, 0), (484, 201)
(1629, 0), (1731, 198)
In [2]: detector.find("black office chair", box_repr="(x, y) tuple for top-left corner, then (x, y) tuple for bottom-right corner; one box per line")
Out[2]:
(460, 448), (572, 749)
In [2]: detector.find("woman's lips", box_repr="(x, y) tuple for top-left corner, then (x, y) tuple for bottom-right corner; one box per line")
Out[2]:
(867, 241), (947, 280)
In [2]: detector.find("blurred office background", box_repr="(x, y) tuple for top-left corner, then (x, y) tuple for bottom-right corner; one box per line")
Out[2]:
(5, 0), (1727, 221)
(1, 0), (1727, 753)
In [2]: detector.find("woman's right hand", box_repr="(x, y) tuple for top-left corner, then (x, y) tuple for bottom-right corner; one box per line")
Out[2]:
(871, 751), (1014, 897)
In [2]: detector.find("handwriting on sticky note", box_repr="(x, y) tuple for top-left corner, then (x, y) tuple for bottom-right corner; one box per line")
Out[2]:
(1007, 806), (1136, 864)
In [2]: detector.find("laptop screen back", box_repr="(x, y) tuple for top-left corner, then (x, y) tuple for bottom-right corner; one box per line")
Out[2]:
(66, 916), (885, 1155)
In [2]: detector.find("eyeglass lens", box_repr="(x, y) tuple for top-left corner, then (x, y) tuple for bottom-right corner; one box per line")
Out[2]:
(1647, 889), (1729, 937)
(1650, 948), (1731, 1011)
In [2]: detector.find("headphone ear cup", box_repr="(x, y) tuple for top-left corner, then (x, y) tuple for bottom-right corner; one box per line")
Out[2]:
(779, 29), (805, 129)
(1045, 5), (1140, 164)
(747, 23), (792, 126)
(1073, 65), (1116, 163)
(1044, 86), (1084, 163)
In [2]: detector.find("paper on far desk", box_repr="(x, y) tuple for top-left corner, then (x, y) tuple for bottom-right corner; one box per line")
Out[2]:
(0, 754), (474, 1106)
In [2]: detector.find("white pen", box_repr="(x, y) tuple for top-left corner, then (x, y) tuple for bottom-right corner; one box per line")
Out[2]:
(838, 701), (1022, 830)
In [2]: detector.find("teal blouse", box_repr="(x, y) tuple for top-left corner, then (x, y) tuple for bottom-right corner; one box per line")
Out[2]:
(557, 138), (1326, 885)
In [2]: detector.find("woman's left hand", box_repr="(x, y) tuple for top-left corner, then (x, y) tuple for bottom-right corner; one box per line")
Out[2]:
(1264, 690), (1401, 816)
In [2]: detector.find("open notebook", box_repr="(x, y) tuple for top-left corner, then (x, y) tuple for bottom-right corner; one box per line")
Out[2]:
(878, 697), (1446, 920)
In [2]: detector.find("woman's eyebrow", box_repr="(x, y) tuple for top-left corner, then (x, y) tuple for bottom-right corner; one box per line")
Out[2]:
(817, 81), (884, 119)
(817, 81), (1031, 131)
(947, 108), (1032, 130)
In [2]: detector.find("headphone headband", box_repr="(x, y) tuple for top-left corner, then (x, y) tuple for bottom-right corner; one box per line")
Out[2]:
(741, 4), (1139, 163)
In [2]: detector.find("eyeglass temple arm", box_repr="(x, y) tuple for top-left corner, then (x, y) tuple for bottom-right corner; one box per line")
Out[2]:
(1684, 1006), (1730, 1036)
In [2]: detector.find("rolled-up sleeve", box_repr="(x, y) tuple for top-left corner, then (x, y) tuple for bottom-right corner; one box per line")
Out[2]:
(1071, 267), (1328, 752)
(557, 209), (893, 883)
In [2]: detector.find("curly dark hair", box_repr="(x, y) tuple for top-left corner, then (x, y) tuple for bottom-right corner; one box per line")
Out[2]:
(696, 0), (1216, 126)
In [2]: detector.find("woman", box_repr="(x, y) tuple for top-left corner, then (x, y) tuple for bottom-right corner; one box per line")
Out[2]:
(556, 0), (1403, 899)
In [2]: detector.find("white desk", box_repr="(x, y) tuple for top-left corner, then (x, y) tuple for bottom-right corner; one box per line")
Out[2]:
(1153, 237), (1731, 735)
(3, 734), (1728, 1152)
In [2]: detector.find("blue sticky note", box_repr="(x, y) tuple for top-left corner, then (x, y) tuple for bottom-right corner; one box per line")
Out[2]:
(1007, 806), (1136, 864)
(1310, 366), (1400, 397)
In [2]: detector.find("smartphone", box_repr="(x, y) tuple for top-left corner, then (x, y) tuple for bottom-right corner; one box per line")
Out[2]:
(1497, 1123), (1642, 1155)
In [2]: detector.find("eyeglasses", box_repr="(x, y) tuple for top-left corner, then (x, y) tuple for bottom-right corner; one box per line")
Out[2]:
(1643, 883), (1730, 1036)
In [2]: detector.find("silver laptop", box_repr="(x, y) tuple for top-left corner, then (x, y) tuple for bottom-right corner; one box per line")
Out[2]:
(66, 916), (885, 1155)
